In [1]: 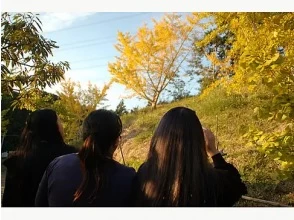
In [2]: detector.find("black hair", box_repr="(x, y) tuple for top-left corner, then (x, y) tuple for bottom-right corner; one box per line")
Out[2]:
(139, 106), (213, 206)
(17, 108), (65, 157)
(73, 109), (122, 203)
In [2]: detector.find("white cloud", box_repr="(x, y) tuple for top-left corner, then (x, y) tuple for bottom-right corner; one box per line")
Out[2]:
(39, 12), (96, 33)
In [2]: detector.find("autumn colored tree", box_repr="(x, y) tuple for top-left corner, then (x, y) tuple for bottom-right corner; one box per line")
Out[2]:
(53, 79), (111, 145)
(1, 12), (69, 110)
(108, 13), (197, 109)
(193, 12), (294, 178)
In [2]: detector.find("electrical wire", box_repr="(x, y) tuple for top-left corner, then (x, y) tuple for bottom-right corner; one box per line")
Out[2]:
(71, 64), (108, 70)
(46, 12), (152, 33)
(70, 55), (114, 64)
(60, 35), (116, 47)
(56, 39), (115, 51)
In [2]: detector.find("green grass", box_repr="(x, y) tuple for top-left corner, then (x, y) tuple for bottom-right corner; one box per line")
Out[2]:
(126, 157), (143, 171)
(119, 86), (294, 207)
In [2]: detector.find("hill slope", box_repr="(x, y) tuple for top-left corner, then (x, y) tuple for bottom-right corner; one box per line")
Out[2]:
(114, 87), (293, 207)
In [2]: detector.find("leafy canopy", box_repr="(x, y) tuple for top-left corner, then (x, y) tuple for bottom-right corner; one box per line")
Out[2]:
(193, 12), (294, 179)
(1, 12), (69, 110)
(53, 79), (111, 145)
(109, 13), (196, 109)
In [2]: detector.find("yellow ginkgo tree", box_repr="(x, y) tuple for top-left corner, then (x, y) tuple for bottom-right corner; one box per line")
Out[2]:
(53, 79), (111, 145)
(194, 12), (294, 179)
(108, 13), (198, 109)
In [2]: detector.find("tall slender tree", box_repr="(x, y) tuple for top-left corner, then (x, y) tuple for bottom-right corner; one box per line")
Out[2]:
(109, 13), (197, 109)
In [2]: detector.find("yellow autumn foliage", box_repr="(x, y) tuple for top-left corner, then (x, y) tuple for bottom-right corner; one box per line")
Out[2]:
(109, 13), (197, 109)
(193, 12), (294, 178)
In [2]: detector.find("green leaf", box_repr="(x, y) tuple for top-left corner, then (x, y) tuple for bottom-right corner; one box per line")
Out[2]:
(281, 114), (288, 121)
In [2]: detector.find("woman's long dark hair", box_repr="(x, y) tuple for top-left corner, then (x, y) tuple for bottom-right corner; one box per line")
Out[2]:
(73, 109), (122, 203)
(16, 109), (65, 157)
(139, 107), (213, 206)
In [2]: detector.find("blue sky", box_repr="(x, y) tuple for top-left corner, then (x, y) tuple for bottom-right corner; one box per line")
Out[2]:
(41, 12), (198, 110)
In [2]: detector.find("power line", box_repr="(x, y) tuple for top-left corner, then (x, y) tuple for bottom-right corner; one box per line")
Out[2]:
(60, 35), (116, 47)
(42, 12), (157, 69)
(70, 55), (114, 64)
(59, 56), (116, 70)
(46, 12), (152, 33)
(55, 29), (138, 50)
(49, 13), (155, 52)
(71, 64), (108, 70)
(56, 39), (115, 51)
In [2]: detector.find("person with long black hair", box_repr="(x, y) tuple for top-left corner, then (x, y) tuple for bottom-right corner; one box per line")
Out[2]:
(2, 109), (77, 207)
(35, 109), (136, 207)
(133, 106), (247, 206)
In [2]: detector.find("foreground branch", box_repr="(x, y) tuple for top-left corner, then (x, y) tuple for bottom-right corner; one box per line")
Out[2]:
(241, 195), (290, 207)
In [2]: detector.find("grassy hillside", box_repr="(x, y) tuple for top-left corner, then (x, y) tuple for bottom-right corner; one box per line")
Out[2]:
(114, 87), (294, 207)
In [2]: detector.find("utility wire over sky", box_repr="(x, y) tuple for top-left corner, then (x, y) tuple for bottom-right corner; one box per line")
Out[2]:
(42, 12), (195, 110)
(47, 13), (158, 70)
(45, 12), (152, 33)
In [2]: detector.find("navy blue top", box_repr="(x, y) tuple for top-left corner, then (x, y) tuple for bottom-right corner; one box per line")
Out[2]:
(133, 153), (247, 207)
(35, 153), (136, 207)
(2, 144), (77, 207)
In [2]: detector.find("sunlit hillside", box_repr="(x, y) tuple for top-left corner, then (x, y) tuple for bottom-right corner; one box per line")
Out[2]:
(114, 87), (294, 207)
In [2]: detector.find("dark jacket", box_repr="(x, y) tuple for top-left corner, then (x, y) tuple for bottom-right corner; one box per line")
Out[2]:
(35, 153), (136, 207)
(133, 153), (247, 207)
(2, 144), (77, 207)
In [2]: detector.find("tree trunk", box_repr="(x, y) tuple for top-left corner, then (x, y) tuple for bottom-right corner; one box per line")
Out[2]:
(151, 92), (160, 110)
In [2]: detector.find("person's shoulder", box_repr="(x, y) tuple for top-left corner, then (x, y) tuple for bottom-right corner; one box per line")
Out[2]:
(112, 160), (136, 175)
(137, 162), (147, 173)
(49, 153), (78, 168)
(54, 152), (78, 163)
(62, 144), (78, 153)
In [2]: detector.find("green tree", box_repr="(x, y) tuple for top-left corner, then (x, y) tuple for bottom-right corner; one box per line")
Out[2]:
(167, 78), (191, 101)
(188, 27), (235, 93)
(115, 99), (128, 116)
(130, 106), (140, 114)
(1, 12), (69, 110)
